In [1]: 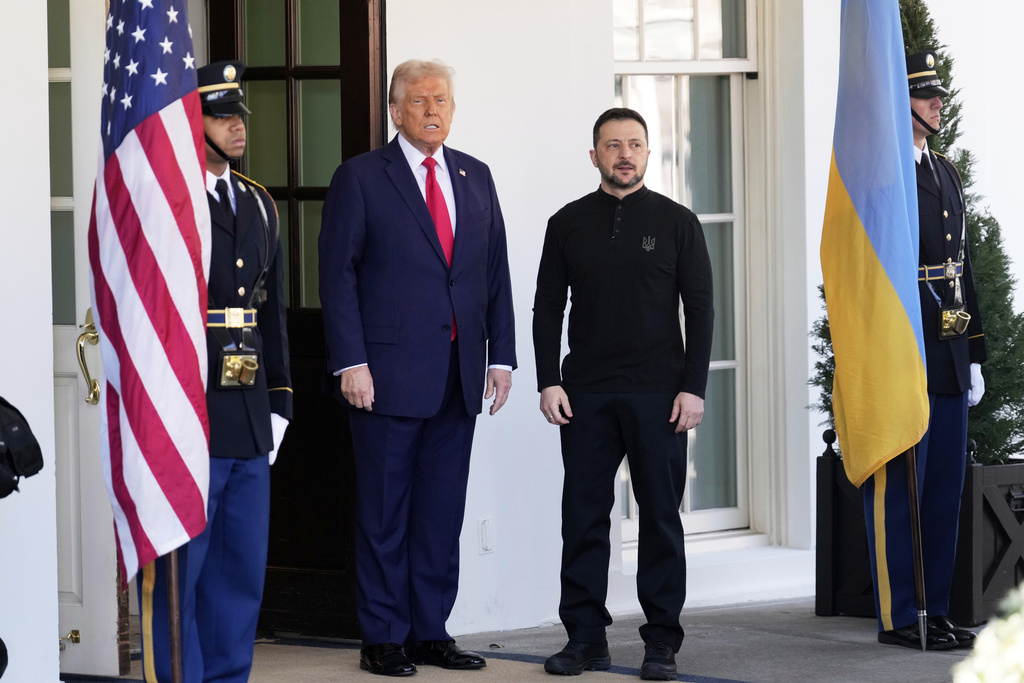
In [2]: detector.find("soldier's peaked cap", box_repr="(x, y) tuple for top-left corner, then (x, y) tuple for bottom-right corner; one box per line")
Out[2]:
(907, 50), (950, 99)
(197, 60), (252, 116)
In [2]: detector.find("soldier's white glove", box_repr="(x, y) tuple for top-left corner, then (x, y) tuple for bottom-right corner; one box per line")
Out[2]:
(268, 413), (289, 465)
(967, 363), (985, 407)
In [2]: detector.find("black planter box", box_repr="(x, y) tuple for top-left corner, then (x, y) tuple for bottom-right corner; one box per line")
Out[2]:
(949, 460), (1024, 625)
(815, 433), (1024, 626)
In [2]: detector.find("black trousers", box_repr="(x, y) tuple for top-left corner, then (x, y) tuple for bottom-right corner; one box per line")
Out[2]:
(558, 391), (688, 650)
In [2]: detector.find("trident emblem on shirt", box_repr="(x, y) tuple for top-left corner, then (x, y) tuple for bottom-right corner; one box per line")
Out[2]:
(642, 236), (656, 252)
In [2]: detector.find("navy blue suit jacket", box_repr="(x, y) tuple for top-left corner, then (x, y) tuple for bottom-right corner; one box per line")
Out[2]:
(916, 152), (986, 395)
(206, 172), (292, 457)
(319, 136), (516, 417)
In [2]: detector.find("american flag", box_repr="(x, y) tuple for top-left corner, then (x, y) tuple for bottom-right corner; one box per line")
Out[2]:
(88, 0), (211, 584)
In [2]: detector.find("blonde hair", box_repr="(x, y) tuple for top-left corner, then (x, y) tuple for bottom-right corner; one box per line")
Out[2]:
(388, 59), (456, 105)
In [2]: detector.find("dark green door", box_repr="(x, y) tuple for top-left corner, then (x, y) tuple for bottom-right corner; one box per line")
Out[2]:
(208, 0), (386, 637)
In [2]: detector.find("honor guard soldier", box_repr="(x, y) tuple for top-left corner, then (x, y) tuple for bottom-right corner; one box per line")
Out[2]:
(863, 50), (986, 651)
(138, 60), (292, 682)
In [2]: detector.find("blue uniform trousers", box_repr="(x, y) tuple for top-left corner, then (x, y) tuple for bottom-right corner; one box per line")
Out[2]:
(139, 455), (270, 683)
(348, 341), (477, 646)
(863, 391), (968, 632)
(557, 391), (688, 651)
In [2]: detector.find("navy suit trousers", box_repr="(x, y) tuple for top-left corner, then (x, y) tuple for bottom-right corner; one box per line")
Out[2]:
(349, 341), (477, 646)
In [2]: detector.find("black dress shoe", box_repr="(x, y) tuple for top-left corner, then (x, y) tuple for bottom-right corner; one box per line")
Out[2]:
(929, 615), (978, 648)
(360, 643), (417, 677)
(878, 622), (959, 650)
(640, 640), (677, 681)
(409, 640), (486, 670)
(544, 641), (611, 675)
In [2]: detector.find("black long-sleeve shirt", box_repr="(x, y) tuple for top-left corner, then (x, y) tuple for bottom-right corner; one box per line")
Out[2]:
(532, 185), (714, 396)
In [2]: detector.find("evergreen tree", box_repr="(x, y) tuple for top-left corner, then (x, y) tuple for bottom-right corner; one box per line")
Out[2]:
(810, 0), (1024, 464)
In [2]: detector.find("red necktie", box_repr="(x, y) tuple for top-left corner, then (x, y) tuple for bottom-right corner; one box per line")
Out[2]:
(422, 157), (457, 339)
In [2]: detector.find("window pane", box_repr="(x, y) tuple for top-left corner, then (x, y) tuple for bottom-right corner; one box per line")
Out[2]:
(49, 82), (74, 197)
(276, 200), (290, 307)
(625, 75), (676, 199)
(47, 0), (70, 68)
(297, 0), (341, 66)
(688, 368), (736, 511)
(686, 75), (731, 214)
(300, 201), (323, 308)
(298, 80), (342, 186)
(51, 211), (76, 325)
(704, 222), (734, 360)
(244, 0), (286, 67)
(644, 0), (694, 61)
(613, 0), (640, 61)
(697, 0), (725, 60)
(723, 0), (747, 58)
(246, 81), (287, 188)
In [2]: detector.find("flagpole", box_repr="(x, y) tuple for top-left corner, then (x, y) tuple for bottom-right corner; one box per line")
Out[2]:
(904, 446), (928, 651)
(167, 549), (184, 683)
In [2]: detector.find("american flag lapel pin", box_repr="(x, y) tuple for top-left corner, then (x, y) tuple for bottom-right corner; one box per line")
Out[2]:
(459, 169), (466, 177)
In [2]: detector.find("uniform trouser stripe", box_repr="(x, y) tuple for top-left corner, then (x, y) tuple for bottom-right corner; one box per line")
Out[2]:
(871, 469), (894, 631)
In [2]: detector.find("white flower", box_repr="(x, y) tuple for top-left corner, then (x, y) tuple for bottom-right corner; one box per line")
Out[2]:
(953, 585), (1024, 682)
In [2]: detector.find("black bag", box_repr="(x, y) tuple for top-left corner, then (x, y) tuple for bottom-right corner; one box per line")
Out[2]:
(0, 396), (43, 498)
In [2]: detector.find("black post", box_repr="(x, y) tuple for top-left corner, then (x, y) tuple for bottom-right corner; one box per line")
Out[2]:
(904, 447), (928, 651)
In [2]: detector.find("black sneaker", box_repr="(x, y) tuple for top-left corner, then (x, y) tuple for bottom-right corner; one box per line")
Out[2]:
(640, 641), (676, 681)
(543, 641), (611, 675)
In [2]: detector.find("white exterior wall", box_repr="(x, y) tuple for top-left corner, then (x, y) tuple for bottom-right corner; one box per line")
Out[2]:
(0, 2), (62, 681)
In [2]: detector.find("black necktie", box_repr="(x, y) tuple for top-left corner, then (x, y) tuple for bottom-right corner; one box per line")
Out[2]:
(216, 178), (234, 227)
(922, 152), (940, 189)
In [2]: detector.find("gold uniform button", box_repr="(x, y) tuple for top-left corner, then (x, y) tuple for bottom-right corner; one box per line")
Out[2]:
(946, 234), (952, 242)
(948, 281), (955, 288)
(238, 286), (246, 296)
(236, 258), (244, 268)
(943, 210), (949, 218)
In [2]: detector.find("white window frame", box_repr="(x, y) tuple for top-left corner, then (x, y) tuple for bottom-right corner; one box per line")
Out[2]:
(615, 0), (755, 546)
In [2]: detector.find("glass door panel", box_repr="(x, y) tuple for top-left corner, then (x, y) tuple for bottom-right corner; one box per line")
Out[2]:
(246, 80), (288, 187)
(298, 80), (342, 186)
(50, 211), (76, 326)
(297, 0), (341, 66)
(275, 200), (290, 305)
(300, 200), (323, 308)
(49, 82), (74, 197)
(244, 0), (286, 66)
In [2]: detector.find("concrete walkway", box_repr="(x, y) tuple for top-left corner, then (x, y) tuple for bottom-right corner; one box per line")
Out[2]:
(65, 596), (974, 682)
(456, 597), (973, 683)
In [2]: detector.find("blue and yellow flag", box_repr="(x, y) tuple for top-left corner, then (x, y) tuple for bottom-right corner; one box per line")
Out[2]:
(821, 0), (929, 487)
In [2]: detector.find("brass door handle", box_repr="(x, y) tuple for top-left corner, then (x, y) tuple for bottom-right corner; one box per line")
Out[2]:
(59, 629), (81, 651)
(77, 309), (101, 405)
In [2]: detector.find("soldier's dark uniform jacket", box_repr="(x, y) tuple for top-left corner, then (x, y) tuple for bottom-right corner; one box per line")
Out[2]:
(206, 170), (292, 458)
(916, 150), (986, 394)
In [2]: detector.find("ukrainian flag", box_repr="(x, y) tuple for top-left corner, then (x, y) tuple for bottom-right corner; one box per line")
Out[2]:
(820, 0), (929, 487)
